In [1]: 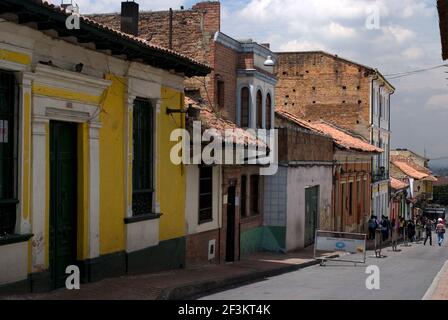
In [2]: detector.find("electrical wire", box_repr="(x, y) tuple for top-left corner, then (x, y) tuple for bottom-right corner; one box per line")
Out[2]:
(384, 64), (448, 80)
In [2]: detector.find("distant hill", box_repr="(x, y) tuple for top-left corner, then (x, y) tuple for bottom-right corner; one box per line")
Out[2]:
(431, 166), (448, 177)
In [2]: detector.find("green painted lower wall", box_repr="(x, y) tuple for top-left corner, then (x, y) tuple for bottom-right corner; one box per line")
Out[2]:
(240, 226), (286, 256)
(127, 237), (186, 275)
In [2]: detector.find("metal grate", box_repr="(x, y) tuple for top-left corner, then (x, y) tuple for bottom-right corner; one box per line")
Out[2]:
(0, 71), (17, 235)
(132, 98), (154, 216)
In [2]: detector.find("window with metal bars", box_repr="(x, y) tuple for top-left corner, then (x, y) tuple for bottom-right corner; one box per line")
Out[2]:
(250, 175), (260, 215)
(240, 175), (247, 218)
(132, 98), (154, 217)
(217, 80), (225, 109)
(256, 90), (263, 129)
(240, 87), (250, 127)
(0, 71), (18, 236)
(199, 165), (213, 224)
(266, 93), (272, 130)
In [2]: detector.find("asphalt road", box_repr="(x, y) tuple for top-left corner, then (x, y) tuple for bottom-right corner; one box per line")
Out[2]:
(200, 235), (448, 300)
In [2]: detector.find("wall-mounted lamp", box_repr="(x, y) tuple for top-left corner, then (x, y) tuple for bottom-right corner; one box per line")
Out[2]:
(264, 55), (275, 67)
(166, 107), (187, 115)
(166, 104), (199, 118)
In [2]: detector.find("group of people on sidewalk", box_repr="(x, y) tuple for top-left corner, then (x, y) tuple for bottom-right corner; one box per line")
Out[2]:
(367, 215), (447, 247)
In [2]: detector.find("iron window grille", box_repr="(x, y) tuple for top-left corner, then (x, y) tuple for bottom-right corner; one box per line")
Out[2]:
(240, 175), (247, 218)
(0, 71), (18, 236)
(250, 175), (260, 215)
(132, 98), (154, 217)
(198, 165), (213, 224)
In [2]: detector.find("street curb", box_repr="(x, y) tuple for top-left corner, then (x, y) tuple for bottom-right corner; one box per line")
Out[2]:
(156, 255), (339, 300)
(422, 260), (448, 300)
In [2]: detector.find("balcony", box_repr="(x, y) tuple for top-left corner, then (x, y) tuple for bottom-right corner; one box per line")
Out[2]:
(372, 169), (389, 183)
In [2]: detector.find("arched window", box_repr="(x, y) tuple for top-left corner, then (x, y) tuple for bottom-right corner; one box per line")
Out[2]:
(266, 93), (272, 130)
(240, 87), (250, 127)
(256, 90), (263, 128)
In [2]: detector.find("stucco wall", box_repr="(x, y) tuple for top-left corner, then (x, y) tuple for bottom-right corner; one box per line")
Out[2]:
(0, 18), (189, 285)
(285, 165), (333, 251)
(185, 165), (221, 235)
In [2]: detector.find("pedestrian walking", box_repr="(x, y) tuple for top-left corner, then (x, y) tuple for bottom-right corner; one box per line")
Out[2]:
(381, 216), (389, 242)
(436, 218), (446, 247)
(424, 219), (433, 246)
(407, 220), (416, 242)
(391, 219), (399, 251)
(368, 215), (377, 240)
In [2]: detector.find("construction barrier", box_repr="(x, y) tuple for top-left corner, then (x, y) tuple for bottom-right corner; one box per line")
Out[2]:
(314, 230), (367, 265)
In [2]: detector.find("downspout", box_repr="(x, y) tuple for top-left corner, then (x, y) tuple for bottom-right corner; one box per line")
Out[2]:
(169, 8), (173, 50)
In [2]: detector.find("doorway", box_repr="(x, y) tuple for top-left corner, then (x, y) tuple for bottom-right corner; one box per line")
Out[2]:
(305, 186), (320, 247)
(49, 121), (78, 289)
(225, 185), (236, 262)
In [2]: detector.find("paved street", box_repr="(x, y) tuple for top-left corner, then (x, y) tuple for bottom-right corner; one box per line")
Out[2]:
(201, 236), (448, 300)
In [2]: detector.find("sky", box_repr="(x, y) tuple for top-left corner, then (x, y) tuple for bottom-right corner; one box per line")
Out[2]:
(51, 0), (448, 166)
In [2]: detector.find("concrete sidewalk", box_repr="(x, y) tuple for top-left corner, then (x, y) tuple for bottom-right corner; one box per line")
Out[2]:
(423, 260), (448, 300)
(1, 248), (337, 300)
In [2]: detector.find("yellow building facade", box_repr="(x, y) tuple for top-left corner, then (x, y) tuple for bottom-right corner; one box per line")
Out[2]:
(0, 0), (209, 292)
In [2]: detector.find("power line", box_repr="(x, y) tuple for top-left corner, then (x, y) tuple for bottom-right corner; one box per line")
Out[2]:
(384, 64), (448, 80)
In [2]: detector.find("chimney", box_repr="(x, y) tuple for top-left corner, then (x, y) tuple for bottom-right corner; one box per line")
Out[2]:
(261, 43), (270, 49)
(121, 1), (139, 36)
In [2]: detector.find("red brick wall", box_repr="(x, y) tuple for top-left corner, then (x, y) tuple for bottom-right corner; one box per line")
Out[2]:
(89, 2), (221, 65)
(186, 229), (220, 267)
(238, 52), (255, 70)
(275, 52), (374, 140)
(276, 127), (334, 162)
(212, 42), (238, 122)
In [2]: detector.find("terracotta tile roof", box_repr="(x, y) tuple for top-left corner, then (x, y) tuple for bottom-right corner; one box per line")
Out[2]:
(390, 177), (409, 190)
(390, 155), (437, 182)
(391, 161), (428, 180)
(185, 97), (266, 148)
(424, 175), (438, 182)
(390, 155), (431, 174)
(275, 109), (382, 153)
(4, 0), (210, 76)
(311, 122), (383, 153)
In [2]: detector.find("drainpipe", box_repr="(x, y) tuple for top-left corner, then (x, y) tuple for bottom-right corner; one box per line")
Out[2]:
(371, 71), (378, 193)
(169, 8), (173, 50)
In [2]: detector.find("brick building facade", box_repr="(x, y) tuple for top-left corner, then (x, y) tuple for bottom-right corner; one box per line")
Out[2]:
(275, 51), (395, 222)
(276, 110), (382, 233)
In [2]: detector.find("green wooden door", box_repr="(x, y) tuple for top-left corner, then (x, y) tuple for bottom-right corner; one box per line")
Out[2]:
(305, 186), (319, 247)
(50, 121), (78, 289)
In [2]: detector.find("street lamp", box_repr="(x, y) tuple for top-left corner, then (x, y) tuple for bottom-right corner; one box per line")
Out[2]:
(264, 55), (275, 67)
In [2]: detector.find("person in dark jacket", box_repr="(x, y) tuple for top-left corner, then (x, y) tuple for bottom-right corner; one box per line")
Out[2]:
(381, 216), (389, 242)
(407, 220), (416, 242)
(424, 219), (433, 246)
(368, 215), (377, 240)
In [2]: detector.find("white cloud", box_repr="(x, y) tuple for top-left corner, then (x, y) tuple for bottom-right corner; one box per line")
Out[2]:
(325, 22), (357, 39)
(279, 40), (327, 52)
(401, 46), (425, 60)
(384, 25), (416, 44)
(425, 95), (448, 111)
